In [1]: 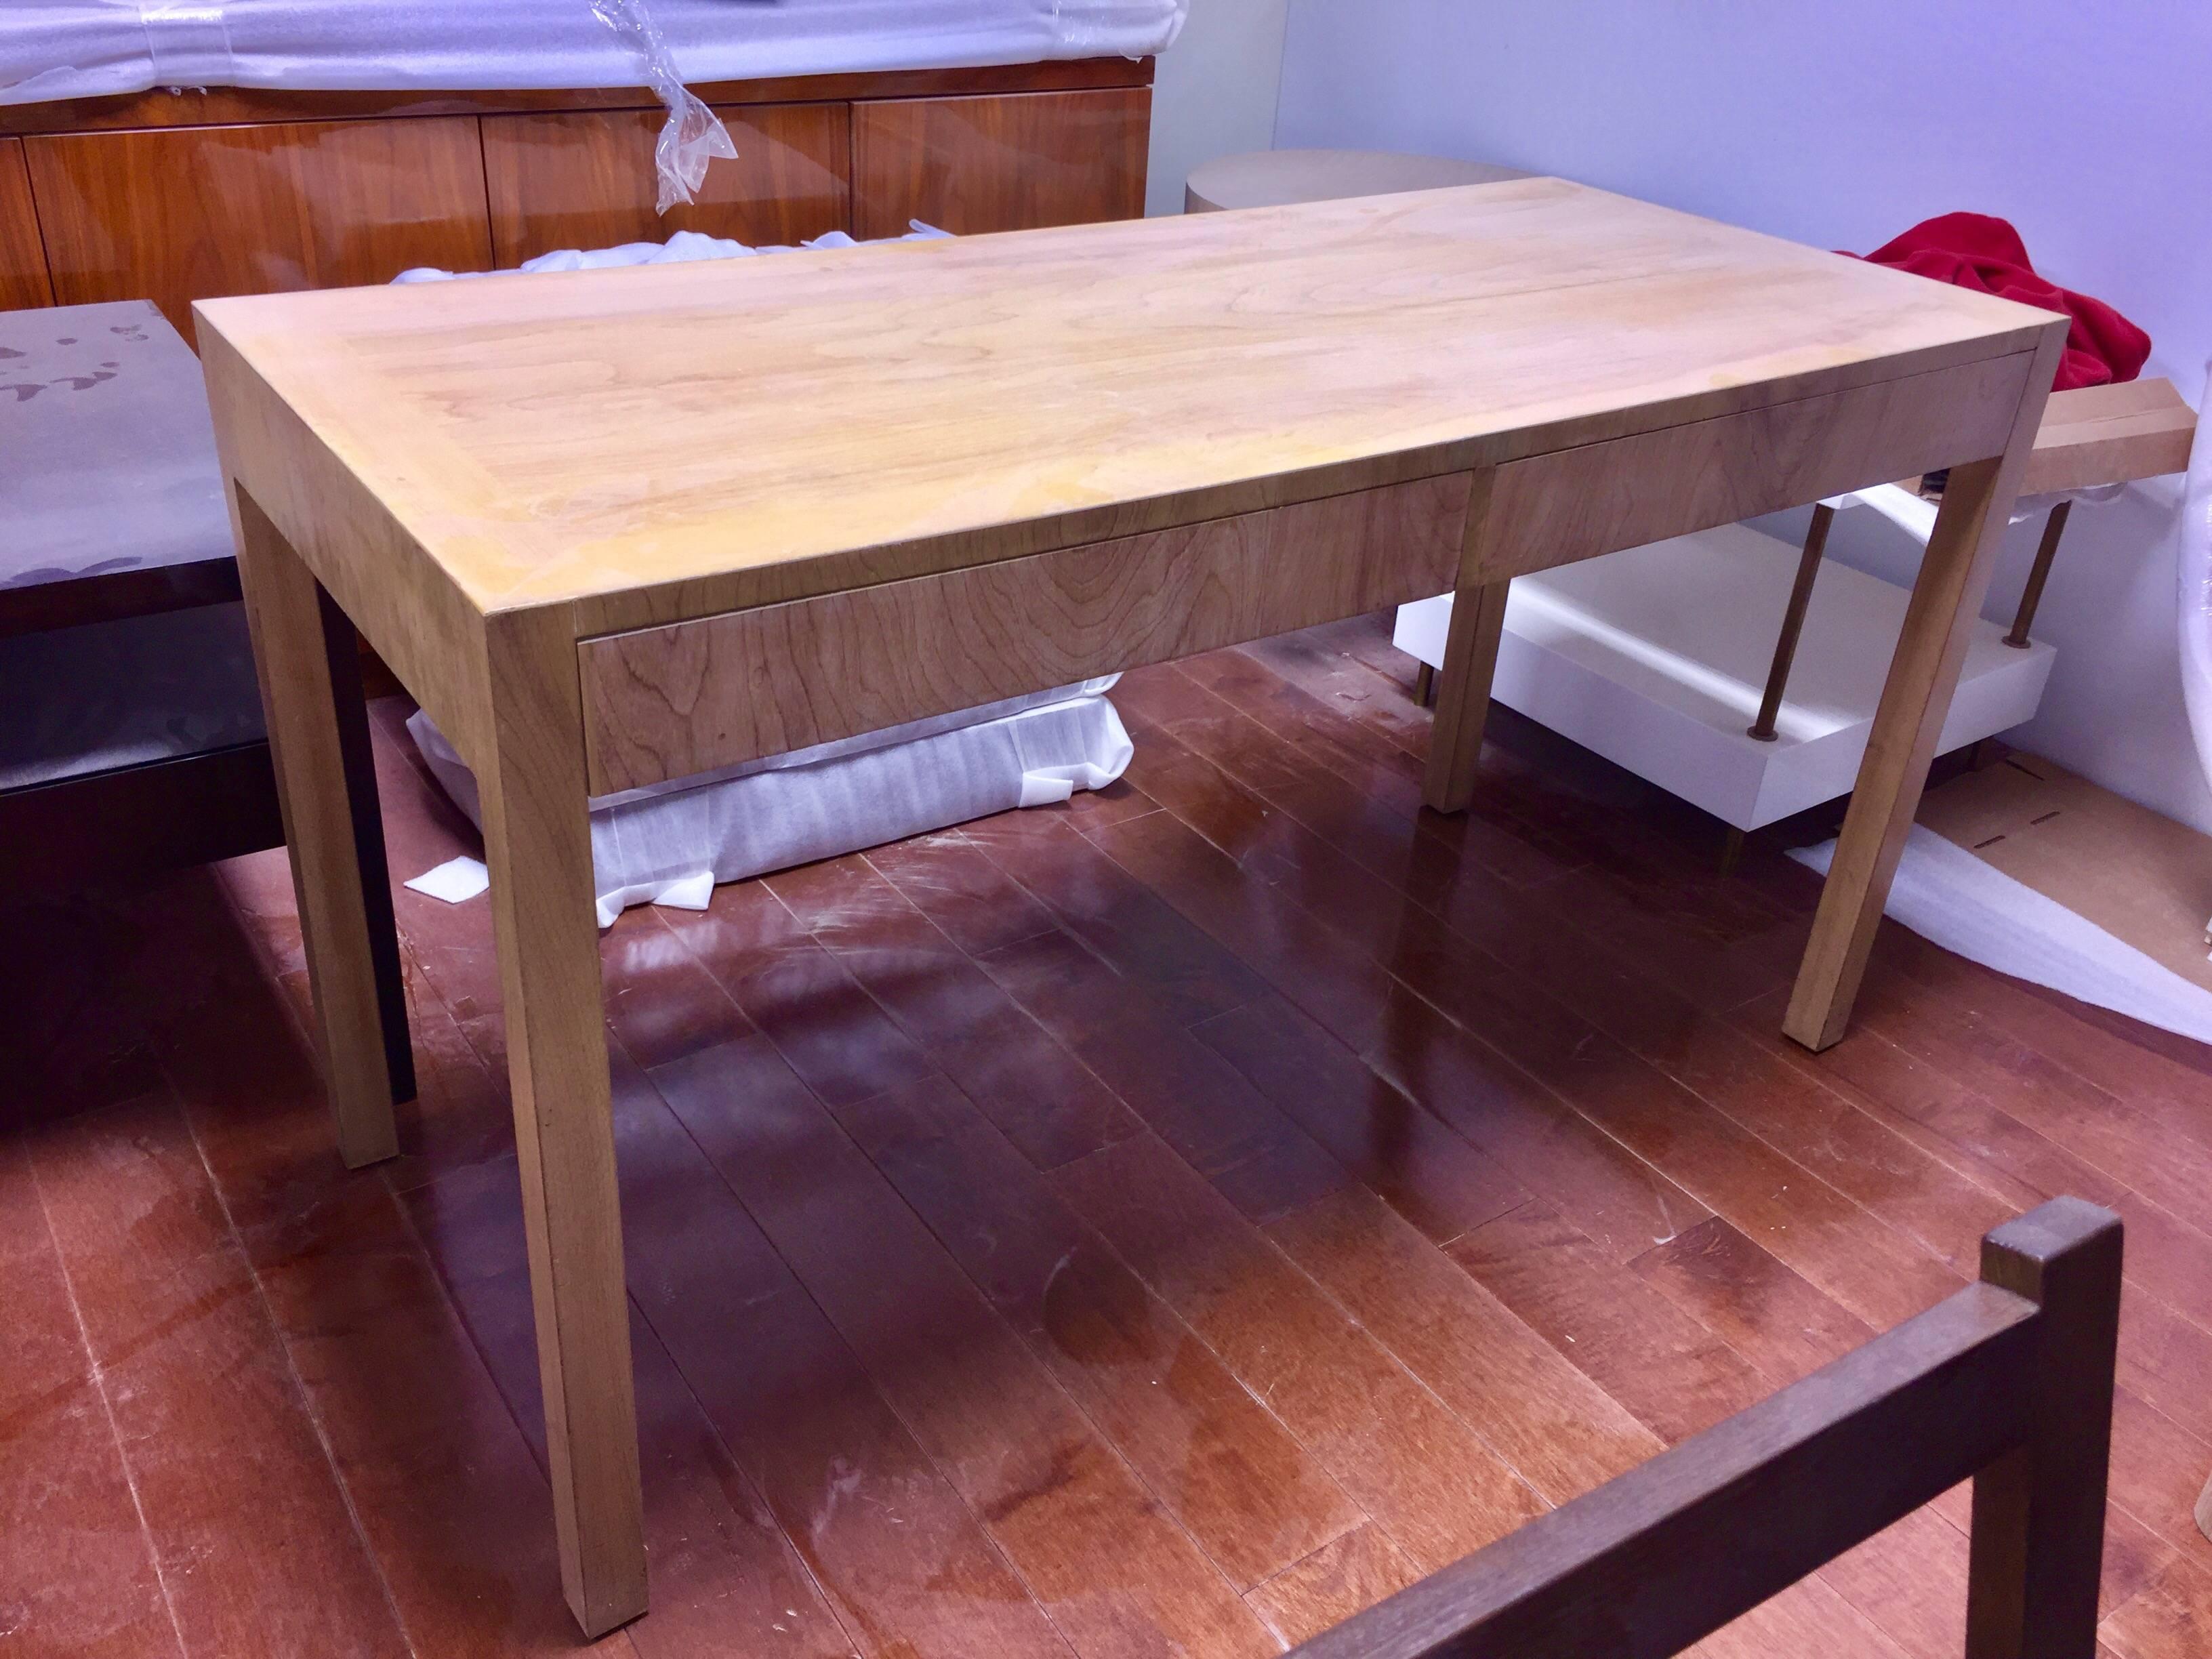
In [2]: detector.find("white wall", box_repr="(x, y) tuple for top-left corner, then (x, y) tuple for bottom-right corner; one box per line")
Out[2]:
(1144, 0), (1292, 218)
(1275, 0), (2212, 834)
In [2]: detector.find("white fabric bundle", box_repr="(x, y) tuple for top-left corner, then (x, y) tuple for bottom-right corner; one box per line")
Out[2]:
(408, 682), (1132, 926)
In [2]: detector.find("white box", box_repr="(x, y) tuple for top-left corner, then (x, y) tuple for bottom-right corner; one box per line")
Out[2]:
(1393, 523), (2054, 831)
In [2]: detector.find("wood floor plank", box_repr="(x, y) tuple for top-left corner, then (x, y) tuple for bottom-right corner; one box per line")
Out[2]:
(1233, 628), (1435, 762)
(1685, 1574), (1911, 1659)
(30, 1091), (413, 1659)
(1115, 699), (1976, 1319)
(128, 884), (649, 1657)
(1629, 1215), (1876, 1389)
(1124, 661), (1557, 903)
(1266, 1184), (1660, 1502)
(230, 1174), (607, 1656)
(562, 1042), (1067, 1659)
(1446, 1199), (1768, 1444)
(1101, 685), (1716, 1261)
(600, 905), (755, 1071)
(864, 831), (1063, 956)
(213, 832), (520, 1193)
(1868, 923), (2212, 1161)
(2102, 1547), (2212, 1659)
(962, 812), (1271, 1027)
(1052, 1132), (1547, 1574)
(1740, 983), (2127, 1211)
(2116, 1289), (2212, 1445)
(1243, 1523), (1423, 1649)
(649, 1038), (1279, 1659)
(1084, 804), (1403, 1057)
(1191, 993), (1530, 1245)
(655, 881), (937, 1107)
(400, 1157), (882, 1659)
(0, 1141), (181, 1659)
(1437, 864), (2022, 1277)
(1366, 983), (1711, 1263)
(2104, 1188), (2212, 1338)
(834, 1073), (1365, 1591)
(1110, 698), (1437, 939)
(979, 927), (1351, 1225)
(1817, 1505), (1971, 1659)
(765, 855), (1141, 1170)
(2108, 1385), (2212, 1549)
(1399, 941), (1963, 1330)
(1853, 970), (2212, 1229)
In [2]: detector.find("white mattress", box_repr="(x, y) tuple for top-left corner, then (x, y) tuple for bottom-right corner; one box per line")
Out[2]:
(1, 1), (1185, 105)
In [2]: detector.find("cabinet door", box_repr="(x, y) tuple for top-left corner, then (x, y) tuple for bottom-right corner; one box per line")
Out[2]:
(483, 102), (851, 266)
(26, 119), (493, 342)
(852, 88), (1149, 239)
(1, 138), (52, 309)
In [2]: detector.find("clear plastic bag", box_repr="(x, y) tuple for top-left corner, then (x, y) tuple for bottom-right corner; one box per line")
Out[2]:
(589, 0), (736, 211)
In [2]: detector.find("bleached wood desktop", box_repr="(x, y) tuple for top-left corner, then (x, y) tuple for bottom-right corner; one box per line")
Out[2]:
(194, 178), (2066, 1637)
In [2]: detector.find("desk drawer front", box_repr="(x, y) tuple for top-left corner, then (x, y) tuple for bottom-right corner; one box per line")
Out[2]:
(1477, 352), (2034, 581)
(579, 474), (1470, 794)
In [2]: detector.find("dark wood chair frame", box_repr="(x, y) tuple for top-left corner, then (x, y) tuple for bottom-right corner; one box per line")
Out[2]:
(1290, 1197), (2121, 1659)
(0, 566), (414, 1100)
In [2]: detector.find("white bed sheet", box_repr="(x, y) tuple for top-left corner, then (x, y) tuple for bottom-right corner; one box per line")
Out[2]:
(1, 0), (1184, 105)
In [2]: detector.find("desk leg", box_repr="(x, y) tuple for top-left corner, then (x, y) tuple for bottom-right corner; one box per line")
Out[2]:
(232, 488), (401, 1166)
(1784, 321), (2062, 1051)
(1784, 458), (2054, 1050)
(1424, 470), (1506, 813)
(478, 612), (647, 1638)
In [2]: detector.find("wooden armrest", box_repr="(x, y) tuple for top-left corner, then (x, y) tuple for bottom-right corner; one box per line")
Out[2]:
(2022, 377), (2196, 496)
(1292, 1197), (2122, 1659)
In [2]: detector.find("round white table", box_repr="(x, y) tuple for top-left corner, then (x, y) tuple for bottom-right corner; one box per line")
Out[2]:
(1184, 148), (1534, 215)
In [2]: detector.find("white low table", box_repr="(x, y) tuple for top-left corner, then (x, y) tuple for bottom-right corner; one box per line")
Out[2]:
(1393, 522), (2055, 832)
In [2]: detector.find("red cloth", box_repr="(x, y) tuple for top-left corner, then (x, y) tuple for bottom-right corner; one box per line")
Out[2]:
(1851, 212), (2149, 392)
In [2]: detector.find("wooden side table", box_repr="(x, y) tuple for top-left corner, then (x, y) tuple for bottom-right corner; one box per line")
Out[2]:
(197, 180), (2066, 1635)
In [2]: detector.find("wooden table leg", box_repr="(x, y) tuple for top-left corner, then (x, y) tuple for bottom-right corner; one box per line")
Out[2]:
(231, 487), (402, 1166)
(1783, 338), (2062, 1050)
(1747, 501), (1835, 742)
(1424, 472), (1506, 813)
(478, 611), (647, 1638)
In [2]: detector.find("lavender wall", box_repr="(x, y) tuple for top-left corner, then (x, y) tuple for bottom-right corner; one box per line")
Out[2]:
(1275, 0), (2212, 832)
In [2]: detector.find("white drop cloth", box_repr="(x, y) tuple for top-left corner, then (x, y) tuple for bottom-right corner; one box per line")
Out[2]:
(1, 1), (1185, 105)
(1789, 825), (2212, 1046)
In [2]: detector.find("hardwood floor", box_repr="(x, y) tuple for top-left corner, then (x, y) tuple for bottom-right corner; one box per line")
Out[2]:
(5, 612), (2209, 1658)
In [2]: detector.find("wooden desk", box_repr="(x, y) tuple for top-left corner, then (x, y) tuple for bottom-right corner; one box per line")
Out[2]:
(194, 178), (2067, 1637)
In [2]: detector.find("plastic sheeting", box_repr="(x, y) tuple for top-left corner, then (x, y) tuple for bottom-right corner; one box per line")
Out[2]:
(408, 682), (1133, 926)
(2179, 363), (2212, 857)
(588, 0), (738, 211)
(1789, 825), (2212, 1046)
(1, 1), (1186, 105)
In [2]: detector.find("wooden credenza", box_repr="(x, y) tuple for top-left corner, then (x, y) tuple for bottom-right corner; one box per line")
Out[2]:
(0, 58), (1152, 342)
